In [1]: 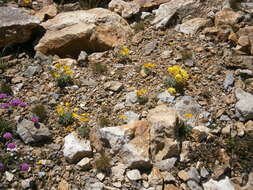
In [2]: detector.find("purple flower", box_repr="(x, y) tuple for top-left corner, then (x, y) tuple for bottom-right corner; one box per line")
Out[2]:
(0, 163), (4, 170)
(2, 103), (10, 109)
(3, 132), (12, 140)
(9, 99), (22, 106)
(20, 163), (29, 171)
(0, 93), (8, 99)
(19, 102), (27, 108)
(31, 116), (39, 123)
(7, 142), (16, 149)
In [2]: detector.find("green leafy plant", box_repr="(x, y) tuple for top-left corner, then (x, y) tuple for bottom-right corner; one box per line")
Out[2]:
(59, 112), (74, 126)
(91, 62), (107, 74)
(98, 116), (110, 127)
(133, 21), (145, 32)
(0, 59), (9, 71)
(32, 104), (48, 122)
(78, 126), (90, 139)
(0, 82), (12, 95)
(0, 117), (12, 138)
(175, 121), (192, 140)
(94, 151), (112, 174)
(56, 74), (73, 89)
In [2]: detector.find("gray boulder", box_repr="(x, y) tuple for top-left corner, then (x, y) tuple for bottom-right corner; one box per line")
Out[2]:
(17, 119), (51, 144)
(0, 7), (40, 48)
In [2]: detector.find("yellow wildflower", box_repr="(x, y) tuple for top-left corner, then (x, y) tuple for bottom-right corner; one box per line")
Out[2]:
(118, 115), (127, 120)
(52, 71), (60, 78)
(167, 87), (176, 94)
(136, 89), (148, 97)
(65, 102), (71, 107)
(175, 74), (183, 83)
(80, 113), (89, 117)
(63, 65), (71, 72)
(78, 117), (89, 122)
(72, 112), (79, 119)
(65, 126), (74, 132)
(56, 105), (64, 115)
(36, 160), (43, 165)
(54, 63), (62, 69)
(167, 65), (181, 75)
(73, 107), (79, 112)
(120, 46), (130, 56)
(181, 69), (189, 80)
(143, 63), (156, 69)
(65, 70), (73, 77)
(184, 113), (193, 118)
(23, 0), (31, 4)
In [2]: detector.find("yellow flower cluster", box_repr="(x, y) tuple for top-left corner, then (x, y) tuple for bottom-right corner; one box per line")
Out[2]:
(136, 89), (148, 97)
(167, 65), (189, 83)
(184, 113), (193, 118)
(143, 63), (156, 69)
(167, 87), (176, 95)
(23, 0), (31, 4)
(118, 115), (128, 120)
(56, 103), (89, 123)
(52, 62), (73, 78)
(119, 46), (130, 56)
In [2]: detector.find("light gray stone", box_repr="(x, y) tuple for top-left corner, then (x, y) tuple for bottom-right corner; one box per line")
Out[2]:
(154, 157), (177, 171)
(179, 18), (211, 35)
(157, 91), (175, 104)
(187, 180), (203, 190)
(17, 119), (51, 144)
(99, 126), (129, 153)
(24, 65), (41, 77)
(235, 88), (253, 120)
(203, 177), (235, 190)
(126, 169), (142, 181)
(77, 157), (92, 170)
(175, 96), (202, 127)
(188, 167), (200, 183)
(200, 167), (209, 178)
(223, 71), (234, 90)
(104, 81), (123, 92)
(123, 111), (140, 123)
(63, 132), (92, 163)
(125, 91), (138, 104)
(151, 0), (196, 28)
(143, 39), (158, 55)
(78, 51), (88, 66)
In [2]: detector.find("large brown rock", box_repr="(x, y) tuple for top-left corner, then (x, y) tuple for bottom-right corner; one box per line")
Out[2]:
(35, 8), (132, 57)
(0, 7), (40, 48)
(147, 105), (180, 162)
(235, 26), (253, 55)
(215, 8), (243, 26)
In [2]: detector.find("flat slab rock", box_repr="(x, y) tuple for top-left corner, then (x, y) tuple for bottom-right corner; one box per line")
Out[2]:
(35, 8), (132, 57)
(0, 7), (40, 48)
(17, 119), (51, 144)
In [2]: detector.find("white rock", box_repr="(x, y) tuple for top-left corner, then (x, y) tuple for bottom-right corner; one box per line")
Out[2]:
(235, 88), (253, 120)
(77, 157), (91, 170)
(203, 177), (235, 190)
(63, 132), (92, 163)
(126, 169), (142, 181)
(154, 158), (177, 171)
(151, 0), (196, 28)
(99, 126), (129, 153)
(5, 171), (14, 182)
(111, 163), (126, 181)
